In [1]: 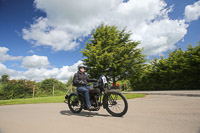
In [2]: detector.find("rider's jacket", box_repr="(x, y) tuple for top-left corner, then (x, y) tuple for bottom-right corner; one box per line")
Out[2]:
(73, 71), (97, 87)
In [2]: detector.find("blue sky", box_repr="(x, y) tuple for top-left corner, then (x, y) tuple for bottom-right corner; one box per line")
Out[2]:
(0, 0), (200, 83)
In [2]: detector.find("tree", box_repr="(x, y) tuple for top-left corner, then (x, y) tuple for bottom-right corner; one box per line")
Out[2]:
(1, 79), (36, 100)
(38, 78), (66, 95)
(81, 24), (146, 87)
(0, 74), (9, 84)
(66, 77), (73, 87)
(136, 42), (200, 91)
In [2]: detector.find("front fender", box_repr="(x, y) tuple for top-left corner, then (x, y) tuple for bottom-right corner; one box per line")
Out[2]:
(102, 90), (121, 108)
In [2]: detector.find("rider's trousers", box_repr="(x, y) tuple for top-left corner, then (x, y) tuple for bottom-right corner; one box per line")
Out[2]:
(76, 86), (91, 108)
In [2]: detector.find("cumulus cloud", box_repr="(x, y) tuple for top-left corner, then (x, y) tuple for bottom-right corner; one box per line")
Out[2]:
(56, 60), (82, 82)
(22, 55), (50, 68)
(135, 19), (188, 55)
(22, 17), (80, 51)
(23, 60), (82, 82)
(0, 60), (82, 83)
(22, 0), (191, 55)
(185, 1), (200, 22)
(0, 63), (22, 78)
(0, 46), (82, 82)
(0, 47), (23, 63)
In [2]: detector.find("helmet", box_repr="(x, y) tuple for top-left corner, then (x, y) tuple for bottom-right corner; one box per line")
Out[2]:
(78, 64), (86, 70)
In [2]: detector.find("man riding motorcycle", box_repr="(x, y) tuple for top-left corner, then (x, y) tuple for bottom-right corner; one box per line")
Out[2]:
(73, 64), (97, 110)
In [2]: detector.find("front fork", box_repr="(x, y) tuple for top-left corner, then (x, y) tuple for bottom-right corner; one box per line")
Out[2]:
(102, 93), (108, 109)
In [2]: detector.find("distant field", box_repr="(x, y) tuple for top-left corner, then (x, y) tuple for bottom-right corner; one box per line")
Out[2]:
(0, 93), (145, 105)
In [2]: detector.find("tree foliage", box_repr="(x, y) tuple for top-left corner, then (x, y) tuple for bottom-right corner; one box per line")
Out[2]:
(81, 24), (146, 86)
(133, 43), (200, 90)
(1, 79), (36, 99)
(37, 78), (66, 95)
(66, 77), (73, 87)
(0, 74), (9, 84)
(0, 77), (67, 100)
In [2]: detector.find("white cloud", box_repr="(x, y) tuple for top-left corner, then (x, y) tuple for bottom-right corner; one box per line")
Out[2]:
(22, 60), (82, 82)
(185, 1), (200, 22)
(22, 0), (191, 55)
(56, 60), (82, 82)
(23, 68), (59, 81)
(135, 19), (188, 55)
(0, 60), (82, 83)
(28, 49), (34, 54)
(0, 63), (9, 74)
(22, 17), (80, 51)
(0, 47), (23, 63)
(22, 55), (50, 68)
(0, 63), (22, 78)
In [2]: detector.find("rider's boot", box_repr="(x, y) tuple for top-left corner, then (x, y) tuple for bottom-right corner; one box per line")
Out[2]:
(88, 106), (95, 110)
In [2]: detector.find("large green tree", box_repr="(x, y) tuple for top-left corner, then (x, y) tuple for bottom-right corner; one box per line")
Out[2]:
(81, 24), (146, 87)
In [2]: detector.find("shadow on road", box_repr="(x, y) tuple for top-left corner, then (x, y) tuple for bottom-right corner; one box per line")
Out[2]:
(60, 110), (111, 117)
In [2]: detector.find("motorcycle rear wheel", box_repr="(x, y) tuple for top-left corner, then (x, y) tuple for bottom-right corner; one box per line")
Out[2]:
(106, 92), (128, 117)
(68, 93), (83, 113)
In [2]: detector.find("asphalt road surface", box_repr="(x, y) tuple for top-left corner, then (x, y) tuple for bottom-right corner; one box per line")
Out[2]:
(0, 95), (200, 133)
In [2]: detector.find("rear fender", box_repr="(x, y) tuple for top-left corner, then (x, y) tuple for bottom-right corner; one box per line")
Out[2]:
(65, 92), (79, 104)
(69, 92), (79, 97)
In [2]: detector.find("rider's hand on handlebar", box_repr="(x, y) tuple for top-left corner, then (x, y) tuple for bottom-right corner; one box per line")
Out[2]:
(79, 80), (86, 85)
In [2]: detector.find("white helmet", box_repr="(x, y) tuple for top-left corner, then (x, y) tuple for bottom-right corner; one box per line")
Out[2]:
(78, 64), (86, 70)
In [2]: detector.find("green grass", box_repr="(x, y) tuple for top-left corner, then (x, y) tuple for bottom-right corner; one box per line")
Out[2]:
(0, 93), (145, 106)
(123, 93), (146, 99)
(0, 96), (65, 105)
(110, 93), (146, 100)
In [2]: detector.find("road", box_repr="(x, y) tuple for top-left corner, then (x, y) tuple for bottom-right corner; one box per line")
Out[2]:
(0, 95), (200, 133)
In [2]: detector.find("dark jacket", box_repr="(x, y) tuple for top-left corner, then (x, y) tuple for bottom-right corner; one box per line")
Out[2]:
(73, 71), (97, 87)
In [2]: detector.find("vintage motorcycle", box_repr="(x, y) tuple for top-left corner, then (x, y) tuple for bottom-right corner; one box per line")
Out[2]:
(64, 75), (128, 117)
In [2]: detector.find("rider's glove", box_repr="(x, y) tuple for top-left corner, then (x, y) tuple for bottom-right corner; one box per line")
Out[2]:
(79, 80), (86, 85)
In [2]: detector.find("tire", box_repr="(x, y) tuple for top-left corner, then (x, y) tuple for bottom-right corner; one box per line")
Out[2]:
(106, 92), (128, 117)
(68, 93), (83, 113)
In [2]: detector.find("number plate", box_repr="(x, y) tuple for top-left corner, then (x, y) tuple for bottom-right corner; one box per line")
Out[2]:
(102, 76), (107, 84)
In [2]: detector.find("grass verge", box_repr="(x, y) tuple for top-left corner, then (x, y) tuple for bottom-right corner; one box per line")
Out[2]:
(0, 93), (145, 106)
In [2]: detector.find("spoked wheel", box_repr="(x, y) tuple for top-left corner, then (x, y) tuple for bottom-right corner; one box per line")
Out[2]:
(68, 93), (82, 113)
(106, 92), (128, 117)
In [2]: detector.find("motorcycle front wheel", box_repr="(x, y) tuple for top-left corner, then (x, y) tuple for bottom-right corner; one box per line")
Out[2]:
(106, 92), (128, 117)
(68, 93), (82, 113)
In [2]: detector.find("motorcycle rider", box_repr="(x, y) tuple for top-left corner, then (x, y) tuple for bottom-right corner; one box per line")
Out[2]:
(73, 64), (97, 110)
